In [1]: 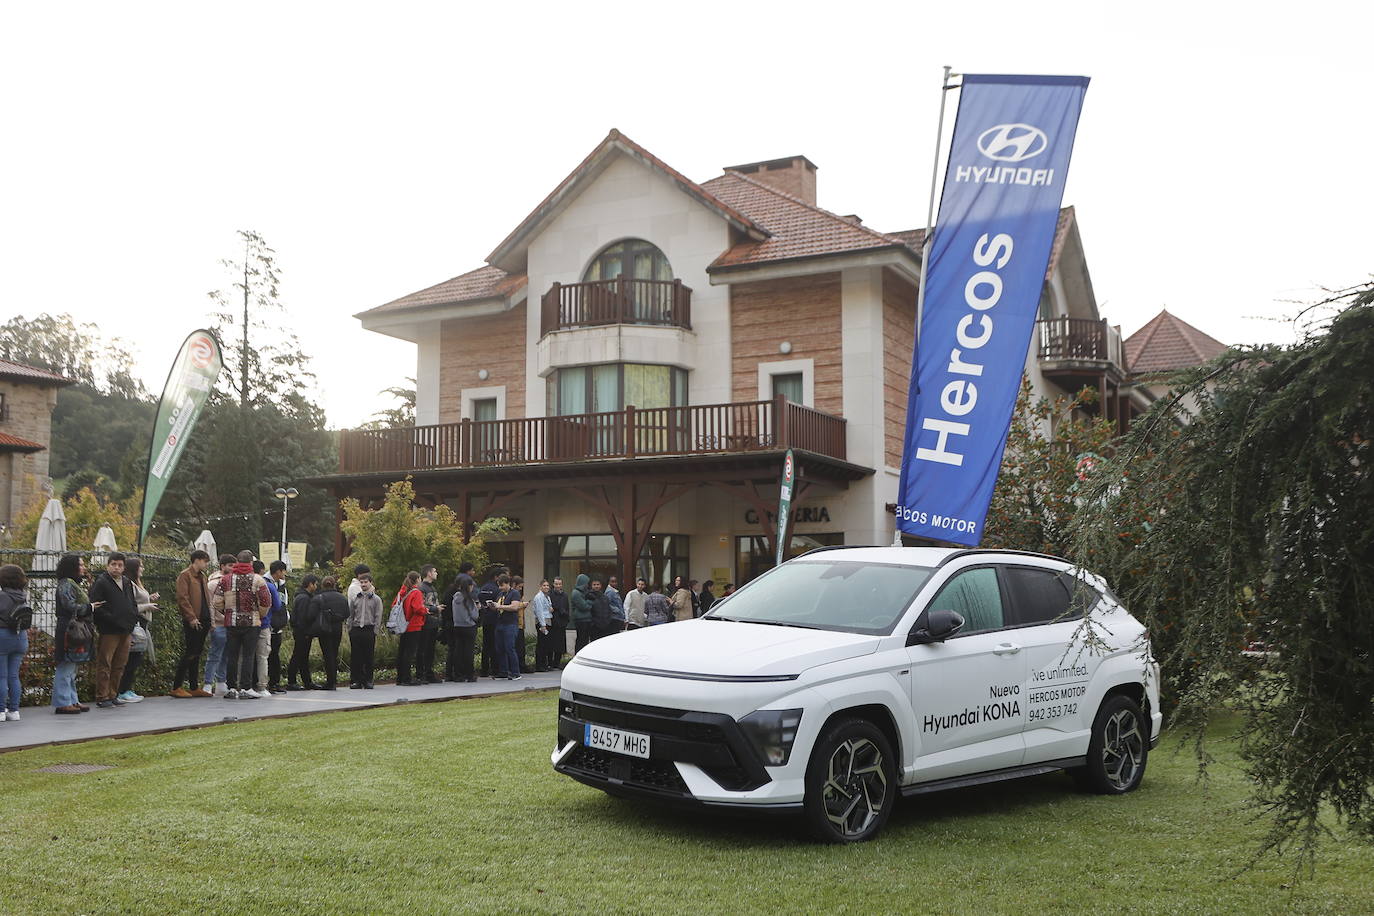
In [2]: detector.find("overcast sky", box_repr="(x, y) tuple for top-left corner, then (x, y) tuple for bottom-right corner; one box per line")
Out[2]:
(3, 2), (1369, 428)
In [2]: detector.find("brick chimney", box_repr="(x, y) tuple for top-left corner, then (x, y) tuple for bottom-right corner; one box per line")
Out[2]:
(724, 155), (817, 206)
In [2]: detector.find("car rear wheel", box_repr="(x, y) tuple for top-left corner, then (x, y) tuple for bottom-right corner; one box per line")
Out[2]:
(1076, 694), (1148, 794)
(802, 717), (896, 843)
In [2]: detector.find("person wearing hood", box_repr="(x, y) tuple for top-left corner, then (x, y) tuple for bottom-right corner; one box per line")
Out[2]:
(570, 573), (593, 653)
(308, 576), (350, 690)
(88, 551), (139, 708)
(448, 565), (480, 683)
(209, 550), (272, 699)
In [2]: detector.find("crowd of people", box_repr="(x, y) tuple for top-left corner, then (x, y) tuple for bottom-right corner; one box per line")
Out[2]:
(0, 549), (735, 723)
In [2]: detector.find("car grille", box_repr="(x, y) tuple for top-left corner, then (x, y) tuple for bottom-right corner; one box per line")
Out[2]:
(565, 745), (689, 794)
(558, 692), (770, 793)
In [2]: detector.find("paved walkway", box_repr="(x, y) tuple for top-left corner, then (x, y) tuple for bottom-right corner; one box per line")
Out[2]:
(0, 672), (562, 753)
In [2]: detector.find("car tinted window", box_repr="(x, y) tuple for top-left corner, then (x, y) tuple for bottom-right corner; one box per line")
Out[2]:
(706, 561), (934, 635)
(927, 568), (1003, 633)
(1004, 566), (1074, 625)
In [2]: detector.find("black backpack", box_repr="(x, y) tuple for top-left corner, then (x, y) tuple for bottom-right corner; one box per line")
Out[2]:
(0, 590), (32, 632)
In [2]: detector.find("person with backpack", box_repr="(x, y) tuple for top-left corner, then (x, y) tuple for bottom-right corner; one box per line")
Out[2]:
(0, 564), (33, 722)
(570, 573), (593, 653)
(89, 552), (140, 708)
(347, 573), (382, 689)
(308, 576), (349, 690)
(115, 557), (159, 704)
(170, 549), (212, 698)
(447, 563), (479, 683)
(209, 550), (272, 699)
(52, 554), (95, 714)
(285, 574), (320, 690)
(395, 571), (427, 686)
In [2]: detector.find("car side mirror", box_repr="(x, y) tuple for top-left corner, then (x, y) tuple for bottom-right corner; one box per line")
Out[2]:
(908, 609), (965, 646)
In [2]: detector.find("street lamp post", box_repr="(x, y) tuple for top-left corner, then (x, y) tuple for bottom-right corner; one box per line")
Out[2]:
(274, 486), (298, 568)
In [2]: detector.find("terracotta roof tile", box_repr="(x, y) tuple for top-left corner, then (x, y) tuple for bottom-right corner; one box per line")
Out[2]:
(0, 358), (73, 385)
(704, 171), (911, 271)
(487, 129), (768, 271)
(889, 207), (1075, 282)
(1125, 309), (1228, 374)
(359, 266), (527, 318)
(0, 431), (46, 452)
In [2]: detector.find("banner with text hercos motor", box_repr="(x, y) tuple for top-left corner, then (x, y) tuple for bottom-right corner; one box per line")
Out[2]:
(897, 74), (1089, 545)
(138, 330), (223, 548)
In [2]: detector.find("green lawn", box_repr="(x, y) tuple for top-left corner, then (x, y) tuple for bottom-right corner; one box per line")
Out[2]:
(1, 694), (1370, 915)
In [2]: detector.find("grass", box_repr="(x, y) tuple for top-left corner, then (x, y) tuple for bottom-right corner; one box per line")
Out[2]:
(1, 694), (1371, 915)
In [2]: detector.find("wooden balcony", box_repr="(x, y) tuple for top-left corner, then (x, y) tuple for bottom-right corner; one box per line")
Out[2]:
(337, 396), (845, 475)
(540, 277), (691, 336)
(1036, 317), (1125, 371)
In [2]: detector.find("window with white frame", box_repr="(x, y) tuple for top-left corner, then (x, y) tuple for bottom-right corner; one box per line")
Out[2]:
(757, 358), (814, 407)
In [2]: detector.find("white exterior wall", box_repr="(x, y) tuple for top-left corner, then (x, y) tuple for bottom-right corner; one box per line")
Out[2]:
(839, 266), (893, 548)
(415, 321), (442, 425)
(524, 155), (734, 416)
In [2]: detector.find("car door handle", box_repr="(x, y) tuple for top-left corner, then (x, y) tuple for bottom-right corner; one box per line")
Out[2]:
(993, 643), (1022, 655)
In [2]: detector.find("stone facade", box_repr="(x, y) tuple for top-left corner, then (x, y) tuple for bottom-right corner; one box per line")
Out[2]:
(0, 375), (63, 530)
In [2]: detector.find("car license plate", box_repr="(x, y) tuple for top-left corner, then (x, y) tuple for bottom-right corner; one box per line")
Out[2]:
(584, 723), (651, 759)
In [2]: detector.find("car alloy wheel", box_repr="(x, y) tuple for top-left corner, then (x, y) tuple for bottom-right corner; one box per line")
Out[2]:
(803, 717), (897, 843)
(1076, 694), (1148, 795)
(1101, 708), (1144, 791)
(822, 737), (888, 837)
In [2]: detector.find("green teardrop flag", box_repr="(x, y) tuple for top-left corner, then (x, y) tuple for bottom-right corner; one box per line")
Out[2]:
(138, 330), (223, 549)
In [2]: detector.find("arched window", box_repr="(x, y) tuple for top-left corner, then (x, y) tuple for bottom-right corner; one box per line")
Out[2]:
(583, 239), (673, 284)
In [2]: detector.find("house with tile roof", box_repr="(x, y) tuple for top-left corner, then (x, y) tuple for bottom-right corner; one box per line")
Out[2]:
(323, 130), (1143, 583)
(0, 358), (74, 531)
(1124, 309), (1229, 413)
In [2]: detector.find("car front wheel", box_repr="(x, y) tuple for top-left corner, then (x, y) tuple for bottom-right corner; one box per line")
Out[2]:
(1077, 694), (1149, 794)
(802, 717), (897, 843)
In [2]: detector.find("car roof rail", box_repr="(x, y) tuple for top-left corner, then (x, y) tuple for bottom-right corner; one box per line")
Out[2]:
(935, 548), (1072, 568)
(795, 545), (860, 558)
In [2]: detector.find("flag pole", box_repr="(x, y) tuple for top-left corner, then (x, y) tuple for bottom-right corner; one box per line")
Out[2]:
(915, 65), (959, 355)
(898, 65), (959, 549)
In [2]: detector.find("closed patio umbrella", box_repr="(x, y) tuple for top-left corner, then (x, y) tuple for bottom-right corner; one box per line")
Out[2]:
(192, 529), (218, 562)
(92, 525), (118, 568)
(34, 498), (67, 632)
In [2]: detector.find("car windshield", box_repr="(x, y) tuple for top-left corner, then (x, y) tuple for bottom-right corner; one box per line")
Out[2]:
(705, 560), (935, 635)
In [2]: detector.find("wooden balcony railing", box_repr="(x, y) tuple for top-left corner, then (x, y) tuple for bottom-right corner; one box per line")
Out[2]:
(1037, 317), (1123, 367)
(540, 277), (691, 336)
(337, 396), (846, 474)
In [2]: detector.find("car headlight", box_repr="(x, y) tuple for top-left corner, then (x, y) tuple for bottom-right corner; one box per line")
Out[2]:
(739, 708), (803, 766)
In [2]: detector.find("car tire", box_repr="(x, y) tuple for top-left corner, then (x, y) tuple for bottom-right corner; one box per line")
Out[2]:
(1075, 694), (1148, 795)
(802, 717), (897, 843)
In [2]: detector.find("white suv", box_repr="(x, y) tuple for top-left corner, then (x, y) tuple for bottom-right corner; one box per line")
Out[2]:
(552, 547), (1162, 842)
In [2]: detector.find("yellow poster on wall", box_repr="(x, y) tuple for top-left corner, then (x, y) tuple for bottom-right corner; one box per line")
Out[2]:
(258, 542), (278, 564)
(287, 542), (308, 570)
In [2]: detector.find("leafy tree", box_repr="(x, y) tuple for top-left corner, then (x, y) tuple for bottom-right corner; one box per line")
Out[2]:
(1067, 282), (1374, 864)
(362, 379), (417, 429)
(0, 313), (146, 396)
(10, 486), (176, 555)
(982, 378), (1117, 555)
(339, 478), (511, 598)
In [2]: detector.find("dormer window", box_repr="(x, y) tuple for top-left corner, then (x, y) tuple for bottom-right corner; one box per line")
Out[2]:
(583, 239), (672, 284)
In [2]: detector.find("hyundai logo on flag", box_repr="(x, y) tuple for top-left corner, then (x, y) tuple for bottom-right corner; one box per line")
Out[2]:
(976, 123), (1049, 162)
